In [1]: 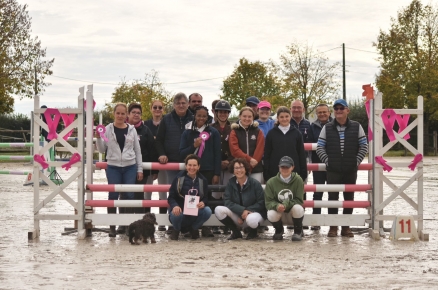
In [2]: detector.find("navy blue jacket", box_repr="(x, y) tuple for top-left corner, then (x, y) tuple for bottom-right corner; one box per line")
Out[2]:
(308, 117), (333, 163)
(167, 170), (209, 211)
(155, 110), (193, 162)
(179, 126), (222, 176)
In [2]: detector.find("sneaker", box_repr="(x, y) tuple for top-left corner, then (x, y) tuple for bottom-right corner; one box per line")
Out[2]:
(227, 230), (243, 240)
(170, 230), (180, 240)
(311, 226), (321, 231)
(291, 233), (303, 241)
(158, 225), (166, 231)
(201, 227), (214, 237)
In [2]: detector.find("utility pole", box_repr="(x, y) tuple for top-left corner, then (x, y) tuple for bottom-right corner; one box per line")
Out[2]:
(34, 66), (38, 95)
(342, 43), (346, 100)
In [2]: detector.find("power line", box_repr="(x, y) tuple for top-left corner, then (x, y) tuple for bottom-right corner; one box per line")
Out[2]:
(50, 75), (225, 86)
(345, 47), (378, 54)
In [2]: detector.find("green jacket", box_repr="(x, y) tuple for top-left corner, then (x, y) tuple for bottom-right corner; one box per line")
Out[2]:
(264, 172), (304, 212)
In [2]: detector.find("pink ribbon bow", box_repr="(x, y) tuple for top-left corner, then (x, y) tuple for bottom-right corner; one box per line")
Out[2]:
(375, 156), (393, 172)
(381, 109), (397, 142)
(84, 99), (96, 110)
(62, 153), (81, 171)
(197, 132), (210, 157)
(395, 114), (410, 140)
(365, 100), (373, 141)
(408, 154), (423, 171)
(34, 154), (49, 169)
(96, 125), (109, 141)
(61, 114), (76, 140)
(43, 108), (61, 140)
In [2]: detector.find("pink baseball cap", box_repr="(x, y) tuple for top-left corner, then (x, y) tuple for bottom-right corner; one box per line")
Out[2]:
(257, 101), (271, 109)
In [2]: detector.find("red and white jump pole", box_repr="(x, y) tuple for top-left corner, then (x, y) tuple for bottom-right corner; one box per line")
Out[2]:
(85, 200), (370, 208)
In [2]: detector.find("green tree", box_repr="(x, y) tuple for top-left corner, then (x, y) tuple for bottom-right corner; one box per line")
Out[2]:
(271, 42), (341, 118)
(0, 0), (54, 114)
(220, 57), (282, 109)
(107, 70), (171, 120)
(374, 0), (438, 152)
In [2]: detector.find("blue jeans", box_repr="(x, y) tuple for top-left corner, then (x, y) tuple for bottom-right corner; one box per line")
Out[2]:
(169, 207), (212, 231)
(105, 164), (137, 200)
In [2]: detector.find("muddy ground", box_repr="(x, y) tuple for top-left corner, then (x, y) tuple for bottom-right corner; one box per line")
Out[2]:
(0, 157), (437, 289)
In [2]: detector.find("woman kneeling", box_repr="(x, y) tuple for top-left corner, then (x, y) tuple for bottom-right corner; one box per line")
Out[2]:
(215, 158), (266, 240)
(168, 154), (212, 240)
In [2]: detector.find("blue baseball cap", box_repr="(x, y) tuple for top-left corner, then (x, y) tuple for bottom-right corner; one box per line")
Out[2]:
(246, 96), (260, 106)
(333, 99), (348, 108)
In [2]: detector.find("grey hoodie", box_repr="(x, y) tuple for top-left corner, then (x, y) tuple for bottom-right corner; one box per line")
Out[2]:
(96, 123), (143, 172)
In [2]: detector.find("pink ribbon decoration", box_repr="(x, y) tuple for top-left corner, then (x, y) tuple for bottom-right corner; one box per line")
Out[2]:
(381, 109), (397, 142)
(61, 114), (76, 141)
(34, 154), (49, 170)
(375, 156), (393, 172)
(197, 132), (210, 157)
(96, 125), (108, 142)
(395, 114), (410, 140)
(365, 100), (373, 141)
(408, 154), (423, 171)
(61, 153), (81, 171)
(43, 108), (61, 140)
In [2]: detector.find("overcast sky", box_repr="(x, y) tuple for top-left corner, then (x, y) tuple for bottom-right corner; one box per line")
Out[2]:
(14, 0), (422, 116)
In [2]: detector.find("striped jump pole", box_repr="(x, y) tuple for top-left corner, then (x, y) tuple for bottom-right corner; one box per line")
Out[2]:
(95, 162), (372, 171)
(85, 199), (370, 208)
(86, 183), (372, 192)
(0, 155), (33, 161)
(304, 143), (317, 151)
(0, 170), (31, 175)
(0, 143), (33, 148)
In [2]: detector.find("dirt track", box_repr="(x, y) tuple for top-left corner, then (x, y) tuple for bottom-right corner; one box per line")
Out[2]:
(0, 157), (437, 289)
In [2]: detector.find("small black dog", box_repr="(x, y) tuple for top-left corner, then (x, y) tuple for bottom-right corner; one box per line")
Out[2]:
(128, 212), (158, 245)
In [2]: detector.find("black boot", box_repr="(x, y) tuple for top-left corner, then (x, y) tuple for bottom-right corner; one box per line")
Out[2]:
(246, 227), (258, 240)
(271, 221), (284, 240)
(170, 229), (180, 240)
(292, 217), (304, 241)
(219, 216), (242, 240)
(190, 228), (200, 239)
(107, 207), (117, 237)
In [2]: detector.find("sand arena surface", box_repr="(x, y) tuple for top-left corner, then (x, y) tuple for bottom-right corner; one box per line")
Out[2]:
(0, 157), (437, 289)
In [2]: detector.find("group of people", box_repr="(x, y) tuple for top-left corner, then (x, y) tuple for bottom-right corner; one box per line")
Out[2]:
(96, 92), (368, 241)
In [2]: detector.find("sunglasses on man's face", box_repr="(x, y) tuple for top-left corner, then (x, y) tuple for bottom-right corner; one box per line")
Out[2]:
(334, 106), (346, 111)
(153, 106), (163, 110)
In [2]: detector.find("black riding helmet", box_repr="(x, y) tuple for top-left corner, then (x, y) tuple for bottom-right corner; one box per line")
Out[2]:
(214, 100), (231, 112)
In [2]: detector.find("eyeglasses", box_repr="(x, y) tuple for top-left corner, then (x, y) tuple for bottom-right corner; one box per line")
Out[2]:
(152, 106), (163, 110)
(334, 106), (346, 111)
(234, 166), (245, 171)
(130, 111), (141, 115)
(175, 102), (187, 106)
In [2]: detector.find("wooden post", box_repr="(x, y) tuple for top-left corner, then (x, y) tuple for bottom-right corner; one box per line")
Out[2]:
(433, 131), (437, 156)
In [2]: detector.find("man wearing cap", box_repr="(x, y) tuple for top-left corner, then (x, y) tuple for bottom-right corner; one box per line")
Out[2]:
(264, 156), (305, 241)
(307, 104), (333, 230)
(257, 101), (275, 137)
(316, 99), (368, 238)
(245, 96), (260, 120)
